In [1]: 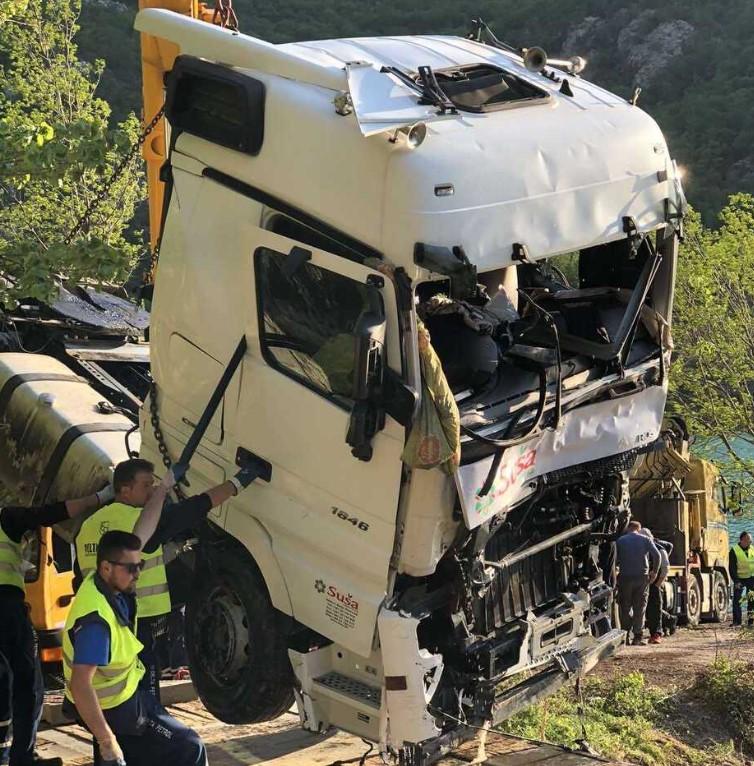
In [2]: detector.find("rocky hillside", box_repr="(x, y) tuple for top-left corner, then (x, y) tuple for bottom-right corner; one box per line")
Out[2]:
(78, 0), (754, 223)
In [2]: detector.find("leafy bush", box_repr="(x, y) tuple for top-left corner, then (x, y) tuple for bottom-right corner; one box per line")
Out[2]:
(693, 658), (754, 753)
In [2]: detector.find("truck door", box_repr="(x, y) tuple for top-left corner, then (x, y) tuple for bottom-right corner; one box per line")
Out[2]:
(227, 228), (405, 657)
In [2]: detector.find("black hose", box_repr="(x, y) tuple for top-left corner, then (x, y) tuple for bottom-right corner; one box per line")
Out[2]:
(478, 409), (527, 497)
(460, 366), (548, 449)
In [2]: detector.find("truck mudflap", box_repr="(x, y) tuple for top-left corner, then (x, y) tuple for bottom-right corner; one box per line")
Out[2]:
(400, 627), (625, 766)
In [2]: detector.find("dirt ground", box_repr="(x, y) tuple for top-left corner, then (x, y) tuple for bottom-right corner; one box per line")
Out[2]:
(595, 622), (754, 687)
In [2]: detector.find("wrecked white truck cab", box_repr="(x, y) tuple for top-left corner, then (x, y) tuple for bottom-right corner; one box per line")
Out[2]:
(2, 10), (683, 764)
(134, 10), (684, 762)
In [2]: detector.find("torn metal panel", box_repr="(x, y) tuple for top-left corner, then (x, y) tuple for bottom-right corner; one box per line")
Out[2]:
(455, 384), (667, 529)
(346, 62), (450, 137)
(51, 286), (149, 334)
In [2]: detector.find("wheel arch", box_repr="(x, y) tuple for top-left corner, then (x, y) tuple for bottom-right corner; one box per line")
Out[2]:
(210, 512), (293, 616)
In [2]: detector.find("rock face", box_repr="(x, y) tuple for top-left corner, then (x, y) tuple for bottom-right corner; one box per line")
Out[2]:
(618, 16), (695, 85)
(561, 11), (695, 87)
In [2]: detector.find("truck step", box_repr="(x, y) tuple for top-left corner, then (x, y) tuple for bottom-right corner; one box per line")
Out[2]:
(313, 671), (380, 709)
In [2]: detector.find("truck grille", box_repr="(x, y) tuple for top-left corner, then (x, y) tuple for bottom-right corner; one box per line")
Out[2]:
(473, 547), (561, 635)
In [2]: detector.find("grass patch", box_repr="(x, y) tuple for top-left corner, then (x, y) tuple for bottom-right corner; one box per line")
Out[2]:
(497, 671), (740, 765)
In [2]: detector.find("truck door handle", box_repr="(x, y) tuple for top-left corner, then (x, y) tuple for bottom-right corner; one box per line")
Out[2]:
(235, 447), (272, 483)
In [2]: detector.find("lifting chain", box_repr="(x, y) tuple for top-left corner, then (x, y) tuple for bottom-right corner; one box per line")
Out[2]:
(212, 0), (238, 30)
(149, 380), (187, 500)
(63, 105), (166, 246)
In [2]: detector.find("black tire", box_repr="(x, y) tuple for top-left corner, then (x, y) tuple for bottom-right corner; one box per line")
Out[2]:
(185, 545), (295, 724)
(685, 575), (702, 626)
(709, 571), (728, 623)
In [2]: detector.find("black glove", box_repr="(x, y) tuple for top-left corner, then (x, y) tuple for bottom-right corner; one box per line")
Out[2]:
(230, 465), (258, 494)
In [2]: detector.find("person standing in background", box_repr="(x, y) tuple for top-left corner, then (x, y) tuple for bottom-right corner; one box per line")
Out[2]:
(729, 531), (754, 627)
(616, 520), (661, 646)
(638, 528), (672, 644)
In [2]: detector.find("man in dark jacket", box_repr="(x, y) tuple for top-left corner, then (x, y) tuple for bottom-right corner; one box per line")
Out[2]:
(0, 486), (113, 766)
(729, 531), (754, 626)
(638, 528), (672, 644)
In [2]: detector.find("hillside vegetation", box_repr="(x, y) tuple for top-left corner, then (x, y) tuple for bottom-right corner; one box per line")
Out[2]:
(78, 0), (754, 223)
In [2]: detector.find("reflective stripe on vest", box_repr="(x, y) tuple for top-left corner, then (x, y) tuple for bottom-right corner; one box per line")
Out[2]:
(733, 544), (754, 579)
(75, 502), (171, 618)
(0, 531), (24, 591)
(63, 574), (145, 710)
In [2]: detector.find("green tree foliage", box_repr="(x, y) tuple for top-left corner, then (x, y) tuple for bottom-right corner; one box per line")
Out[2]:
(669, 194), (754, 482)
(0, 0), (145, 307)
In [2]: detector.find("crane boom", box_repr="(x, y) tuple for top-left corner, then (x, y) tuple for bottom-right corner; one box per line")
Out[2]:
(137, 1), (219, 258)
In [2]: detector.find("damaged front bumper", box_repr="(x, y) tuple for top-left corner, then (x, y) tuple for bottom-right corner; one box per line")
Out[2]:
(396, 626), (624, 766)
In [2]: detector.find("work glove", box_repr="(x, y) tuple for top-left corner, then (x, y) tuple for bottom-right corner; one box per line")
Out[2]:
(99, 735), (125, 765)
(95, 483), (115, 506)
(229, 465), (258, 495)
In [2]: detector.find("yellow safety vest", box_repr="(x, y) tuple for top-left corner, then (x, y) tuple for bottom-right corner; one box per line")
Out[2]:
(733, 544), (754, 579)
(75, 502), (171, 618)
(0, 523), (24, 591)
(63, 573), (145, 710)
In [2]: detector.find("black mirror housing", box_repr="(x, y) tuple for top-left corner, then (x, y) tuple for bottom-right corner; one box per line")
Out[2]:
(347, 284), (387, 461)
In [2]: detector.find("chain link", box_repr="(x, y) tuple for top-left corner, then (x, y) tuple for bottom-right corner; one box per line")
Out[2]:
(149, 380), (187, 500)
(63, 105), (166, 247)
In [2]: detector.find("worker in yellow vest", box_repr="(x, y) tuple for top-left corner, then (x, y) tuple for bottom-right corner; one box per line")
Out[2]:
(63, 525), (205, 765)
(729, 530), (754, 626)
(75, 457), (246, 701)
(1, 485), (113, 766)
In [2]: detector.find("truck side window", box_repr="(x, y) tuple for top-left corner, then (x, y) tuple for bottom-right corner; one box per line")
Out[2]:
(255, 247), (375, 407)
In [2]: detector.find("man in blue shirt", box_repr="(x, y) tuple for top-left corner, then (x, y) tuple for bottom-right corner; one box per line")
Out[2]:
(616, 520), (661, 645)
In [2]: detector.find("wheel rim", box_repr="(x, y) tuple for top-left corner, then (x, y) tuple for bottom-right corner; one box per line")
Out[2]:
(714, 581), (727, 615)
(194, 584), (249, 684)
(688, 584), (700, 619)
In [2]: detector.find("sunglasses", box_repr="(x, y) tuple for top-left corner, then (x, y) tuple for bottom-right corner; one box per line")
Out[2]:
(107, 560), (145, 575)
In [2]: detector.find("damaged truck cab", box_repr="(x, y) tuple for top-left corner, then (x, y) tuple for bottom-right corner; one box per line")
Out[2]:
(132, 10), (684, 761)
(0, 7), (684, 764)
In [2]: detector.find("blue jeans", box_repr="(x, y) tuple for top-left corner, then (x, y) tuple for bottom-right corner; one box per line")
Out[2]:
(0, 595), (44, 766)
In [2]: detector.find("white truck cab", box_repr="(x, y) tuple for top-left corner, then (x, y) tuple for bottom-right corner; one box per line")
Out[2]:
(0, 10), (684, 764)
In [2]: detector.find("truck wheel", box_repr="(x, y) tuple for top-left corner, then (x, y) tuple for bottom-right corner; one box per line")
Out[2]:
(710, 572), (728, 623)
(185, 548), (295, 724)
(685, 576), (701, 626)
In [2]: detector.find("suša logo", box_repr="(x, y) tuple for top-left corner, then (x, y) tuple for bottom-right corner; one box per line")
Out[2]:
(326, 584), (359, 611)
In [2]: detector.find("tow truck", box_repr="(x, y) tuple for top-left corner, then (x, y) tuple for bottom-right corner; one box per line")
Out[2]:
(630, 417), (740, 626)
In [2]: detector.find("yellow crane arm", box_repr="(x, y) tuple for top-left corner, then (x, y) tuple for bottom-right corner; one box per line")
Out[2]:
(137, 0), (219, 258)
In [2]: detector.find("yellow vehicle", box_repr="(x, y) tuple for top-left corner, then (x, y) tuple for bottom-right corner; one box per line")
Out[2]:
(20, 528), (75, 666)
(630, 417), (741, 625)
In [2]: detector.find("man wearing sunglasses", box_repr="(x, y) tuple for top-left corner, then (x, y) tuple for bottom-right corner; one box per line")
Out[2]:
(63, 475), (208, 766)
(74, 458), (254, 701)
(1, 484), (114, 766)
